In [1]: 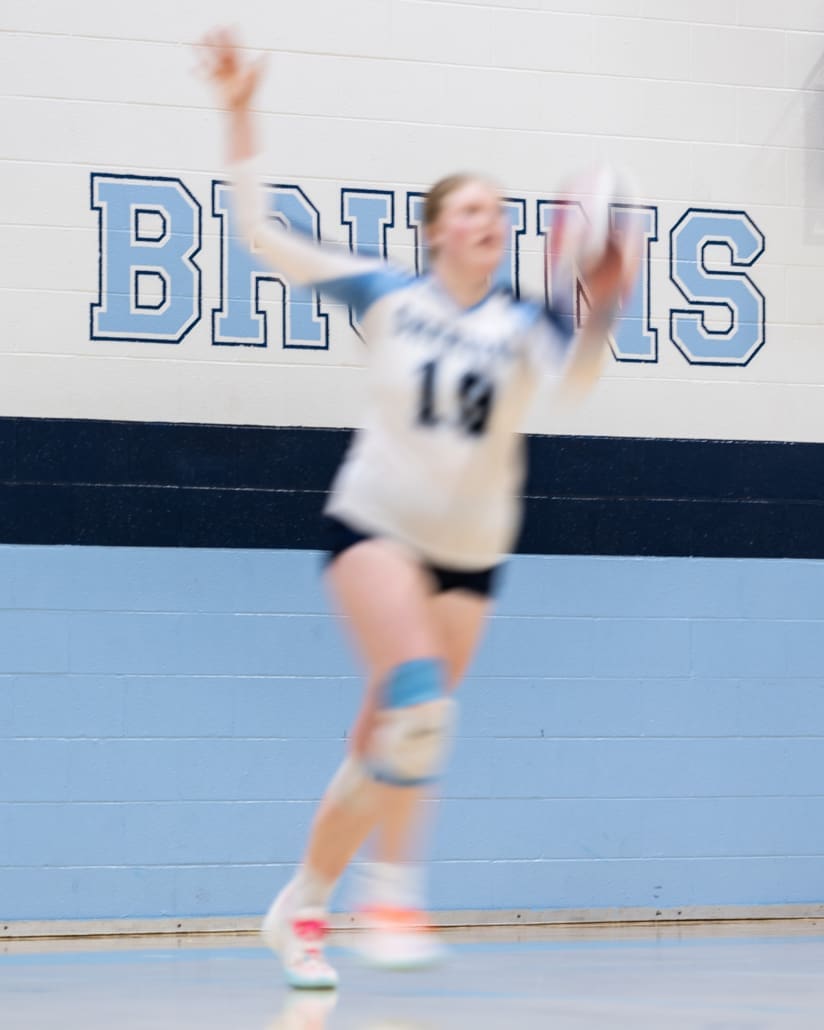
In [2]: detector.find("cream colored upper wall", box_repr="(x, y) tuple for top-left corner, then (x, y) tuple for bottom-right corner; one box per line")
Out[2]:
(2, 0), (823, 440)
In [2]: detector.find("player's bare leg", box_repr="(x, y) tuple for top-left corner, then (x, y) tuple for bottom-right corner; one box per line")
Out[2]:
(357, 589), (490, 968)
(376, 588), (488, 858)
(262, 540), (444, 987)
(307, 540), (441, 873)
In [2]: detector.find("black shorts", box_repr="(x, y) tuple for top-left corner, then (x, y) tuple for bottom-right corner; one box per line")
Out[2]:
(322, 516), (502, 599)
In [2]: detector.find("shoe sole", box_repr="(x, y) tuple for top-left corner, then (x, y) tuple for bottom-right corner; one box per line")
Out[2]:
(355, 940), (447, 972)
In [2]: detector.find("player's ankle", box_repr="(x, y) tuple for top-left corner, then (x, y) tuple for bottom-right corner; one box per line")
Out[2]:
(360, 860), (425, 910)
(291, 864), (336, 910)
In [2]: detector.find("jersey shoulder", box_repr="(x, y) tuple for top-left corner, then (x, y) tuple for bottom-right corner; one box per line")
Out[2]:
(316, 263), (417, 319)
(497, 289), (575, 344)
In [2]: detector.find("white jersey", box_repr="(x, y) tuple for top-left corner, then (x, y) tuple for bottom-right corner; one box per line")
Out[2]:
(234, 162), (574, 570)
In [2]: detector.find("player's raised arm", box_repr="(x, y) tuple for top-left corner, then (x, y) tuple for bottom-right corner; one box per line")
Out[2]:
(198, 28), (386, 296)
(551, 166), (643, 400)
(198, 27), (263, 165)
(556, 238), (626, 398)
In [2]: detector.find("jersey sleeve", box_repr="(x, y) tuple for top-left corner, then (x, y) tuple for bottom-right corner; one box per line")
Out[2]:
(232, 159), (413, 319)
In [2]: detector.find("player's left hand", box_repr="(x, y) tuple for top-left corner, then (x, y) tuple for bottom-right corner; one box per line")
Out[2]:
(557, 228), (642, 400)
(582, 231), (639, 315)
(196, 27), (266, 113)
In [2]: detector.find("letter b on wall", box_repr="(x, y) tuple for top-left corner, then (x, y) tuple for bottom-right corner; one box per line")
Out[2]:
(90, 175), (201, 343)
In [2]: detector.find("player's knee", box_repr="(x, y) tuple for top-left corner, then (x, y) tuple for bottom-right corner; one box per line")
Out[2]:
(366, 658), (455, 787)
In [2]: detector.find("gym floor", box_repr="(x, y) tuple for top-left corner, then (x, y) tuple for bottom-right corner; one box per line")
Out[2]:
(3, 920), (823, 1029)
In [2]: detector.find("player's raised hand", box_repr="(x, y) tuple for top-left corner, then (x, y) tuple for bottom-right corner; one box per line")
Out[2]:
(583, 233), (637, 314)
(196, 27), (266, 112)
(552, 164), (642, 318)
(552, 166), (643, 401)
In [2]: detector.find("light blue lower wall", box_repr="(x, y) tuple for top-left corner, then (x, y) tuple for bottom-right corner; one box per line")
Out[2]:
(2, 546), (824, 922)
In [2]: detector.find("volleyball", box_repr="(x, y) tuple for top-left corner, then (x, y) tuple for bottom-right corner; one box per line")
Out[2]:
(552, 163), (640, 280)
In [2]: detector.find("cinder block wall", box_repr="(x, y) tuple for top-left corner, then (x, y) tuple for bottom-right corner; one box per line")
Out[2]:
(2, 543), (823, 921)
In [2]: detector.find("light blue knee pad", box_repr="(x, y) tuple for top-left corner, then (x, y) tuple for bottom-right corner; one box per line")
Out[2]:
(384, 657), (443, 708)
(367, 658), (455, 787)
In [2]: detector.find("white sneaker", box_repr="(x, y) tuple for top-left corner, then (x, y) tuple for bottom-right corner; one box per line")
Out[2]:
(355, 906), (446, 970)
(262, 888), (339, 990)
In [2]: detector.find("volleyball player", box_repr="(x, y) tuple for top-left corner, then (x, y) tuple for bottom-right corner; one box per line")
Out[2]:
(200, 28), (634, 989)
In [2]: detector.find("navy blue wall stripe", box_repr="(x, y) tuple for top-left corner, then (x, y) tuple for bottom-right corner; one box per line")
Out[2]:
(0, 416), (821, 558)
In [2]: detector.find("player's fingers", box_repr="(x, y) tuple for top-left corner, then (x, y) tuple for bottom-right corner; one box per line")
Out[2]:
(216, 25), (236, 48)
(201, 28), (224, 59)
(583, 241), (623, 308)
(215, 25), (242, 68)
(196, 30), (226, 76)
(201, 27), (234, 66)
